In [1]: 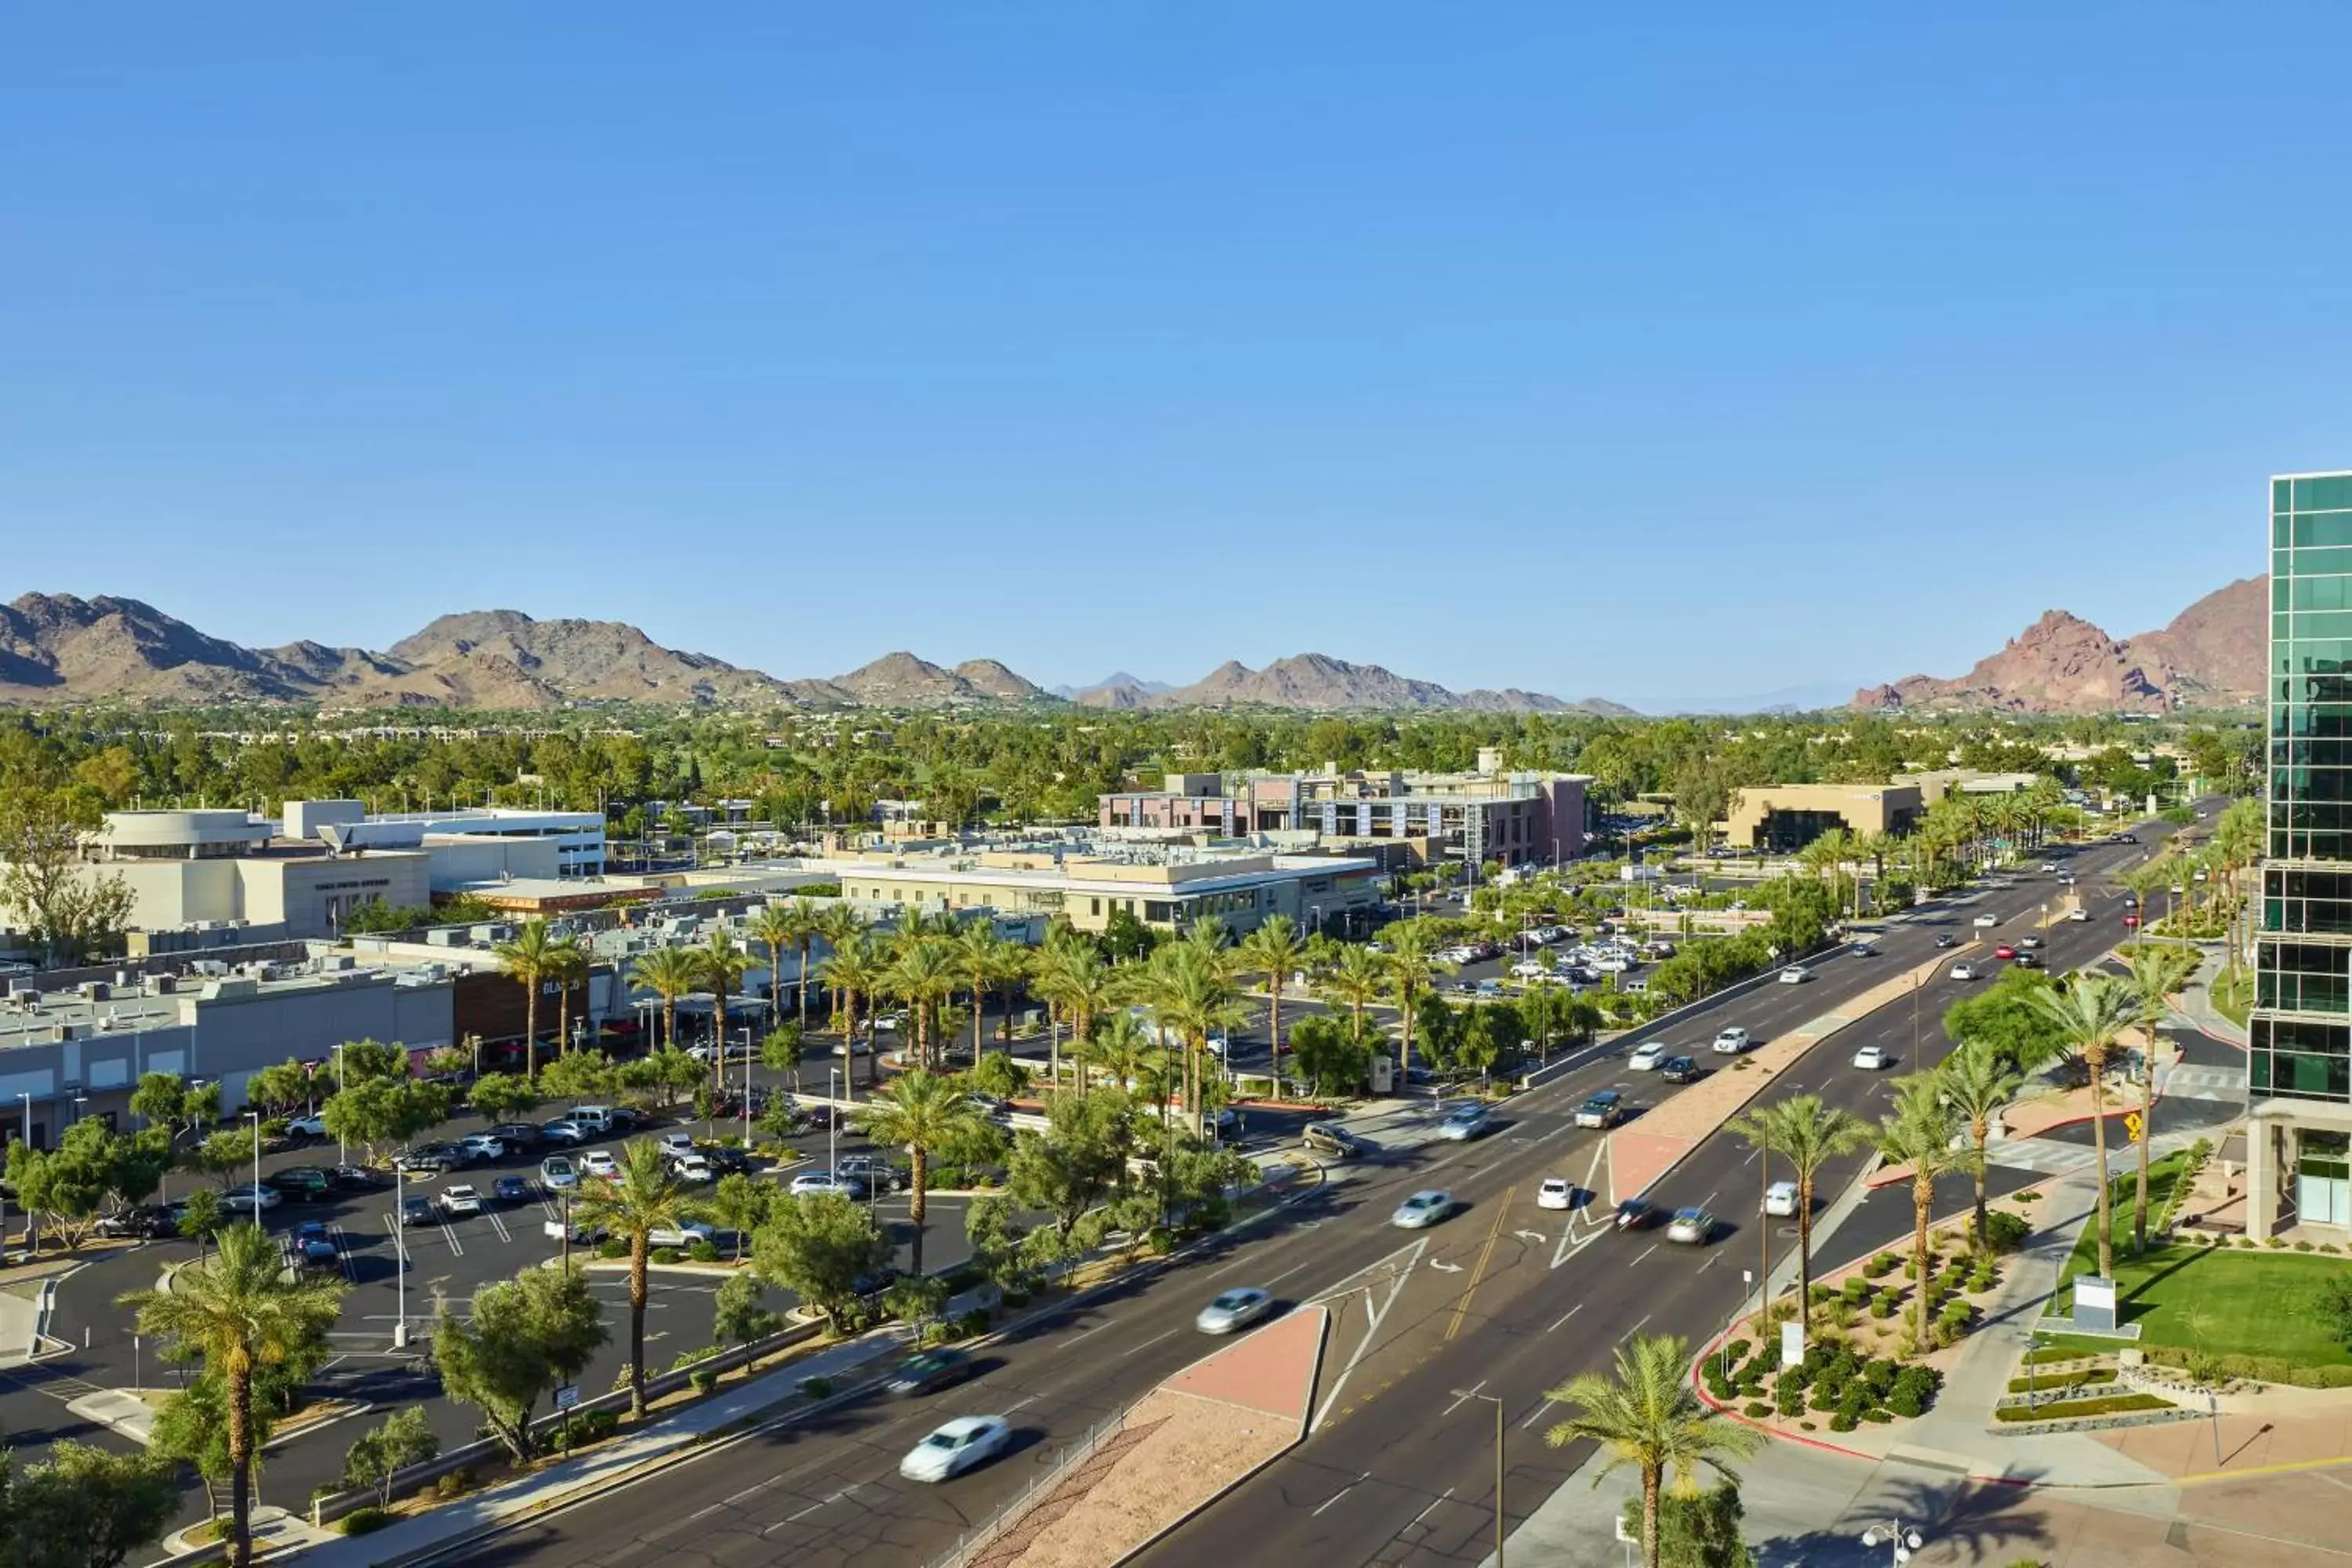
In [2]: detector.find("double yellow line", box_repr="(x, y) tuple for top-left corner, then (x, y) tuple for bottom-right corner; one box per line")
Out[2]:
(1445, 1185), (1514, 1341)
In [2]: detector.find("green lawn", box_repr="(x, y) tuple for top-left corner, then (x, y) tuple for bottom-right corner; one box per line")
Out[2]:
(2209, 966), (2252, 1029)
(2053, 1246), (2352, 1366)
(2060, 1152), (2193, 1277)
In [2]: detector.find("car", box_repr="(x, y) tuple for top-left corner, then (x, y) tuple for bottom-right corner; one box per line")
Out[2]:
(1973, 913), (1999, 928)
(1948, 963), (1979, 981)
(1628, 1042), (1668, 1072)
(1573, 1091), (1624, 1130)
(459, 1134), (509, 1162)
(1665, 1207), (1715, 1245)
(1712, 1027), (1750, 1054)
(2017, 935), (2042, 949)
(2122, 894), (2140, 908)
(286, 1221), (339, 1267)
(545, 1216), (607, 1245)
(899, 1415), (1012, 1483)
(1762, 1180), (1799, 1218)
(834, 1156), (903, 1193)
(539, 1156), (580, 1191)
(1778, 965), (1812, 985)
(1196, 1287), (1275, 1334)
(2013, 952), (2042, 969)
(264, 1167), (332, 1202)
(539, 1120), (590, 1146)
(1537, 1177), (1573, 1210)
(885, 1348), (973, 1396)
(397, 1195), (437, 1227)
(492, 1175), (535, 1203)
(1660, 1055), (1701, 1084)
(580, 1150), (619, 1179)
(1509, 959), (1548, 980)
(1993, 944), (2017, 960)
(1612, 1197), (1655, 1232)
(1438, 1105), (1491, 1142)
(1851, 1044), (1889, 1071)
(437, 1185), (485, 1217)
(329, 1163), (385, 1192)
(94, 1205), (176, 1240)
(565, 1106), (617, 1134)
(789, 1172), (857, 1198)
(285, 1114), (328, 1139)
(2067, 908), (2090, 923)
(2123, 913), (2141, 928)
(1933, 932), (1958, 949)
(223, 1185), (281, 1213)
(702, 1144), (753, 1175)
(671, 1153), (716, 1184)
(488, 1122), (545, 1150)
(395, 1142), (466, 1173)
(1301, 1122), (1363, 1159)
(648, 1221), (719, 1249)
(2040, 862), (2060, 873)
(1390, 1190), (1455, 1229)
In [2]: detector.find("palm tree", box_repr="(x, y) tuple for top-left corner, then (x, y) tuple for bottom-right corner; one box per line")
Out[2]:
(817, 934), (888, 1094)
(1138, 943), (1243, 1138)
(572, 1139), (702, 1420)
(887, 937), (961, 1071)
(855, 1069), (990, 1276)
(1722, 1095), (1869, 1335)
(2121, 944), (2198, 1250)
(1935, 1040), (2026, 1256)
(1543, 1333), (1762, 1568)
(1078, 1007), (1160, 1098)
(1877, 1078), (1977, 1346)
(549, 935), (589, 1058)
(1236, 914), (1307, 1088)
(747, 902), (800, 1037)
(1318, 945), (1387, 1048)
(956, 925), (1026, 1062)
(1033, 938), (1116, 1094)
(814, 902), (865, 1029)
(2027, 974), (2140, 1277)
(696, 930), (755, 1088)
(494, 919), (561, 1079)
(120, 1223), (345, 1566)
(1381, 923), (1450, 1087)
(2114, 860), (2169, 945)
(633, 945), (702, 1056)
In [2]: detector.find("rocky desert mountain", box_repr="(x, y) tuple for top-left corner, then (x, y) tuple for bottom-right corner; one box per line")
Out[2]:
(1853, 576), (2264, 713)
(1076, 651), (1633, 714)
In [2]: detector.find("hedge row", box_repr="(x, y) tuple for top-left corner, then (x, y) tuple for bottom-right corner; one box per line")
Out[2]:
(1993, 1392), (2172, 1423)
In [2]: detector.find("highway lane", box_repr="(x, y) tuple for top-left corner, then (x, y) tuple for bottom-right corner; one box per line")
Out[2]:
(431, 822), (2183, 1566)
(1131, 818), (2189, 1568)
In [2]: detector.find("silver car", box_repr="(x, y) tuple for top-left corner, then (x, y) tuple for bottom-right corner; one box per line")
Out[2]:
(1195, 1287), (1274, 1335)
(1391, 1190), (1455, 1229)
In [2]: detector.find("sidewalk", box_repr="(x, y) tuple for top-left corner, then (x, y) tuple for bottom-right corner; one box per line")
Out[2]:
(283, 1324), (915, 1567)
(2172, 946), (2249, 1048)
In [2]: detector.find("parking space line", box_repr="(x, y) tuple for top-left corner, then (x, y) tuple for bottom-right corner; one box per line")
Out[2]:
(485, 1210), (512, 1243)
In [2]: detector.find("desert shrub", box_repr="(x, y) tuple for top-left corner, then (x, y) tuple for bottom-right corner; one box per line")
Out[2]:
(652, 1247), (683, 1265)
(1775, 1377), (1806, 1417)
(690, 1368), (718, 1396)
(434, 1469), (473, 1500)
(1864, 1251), (1898, 1279)
(1994, 1393), (2172, 1422)
(1744, 1400), (1773, 1419)
(339, 1508), (391, 1536)
(597, 1238), (628, 1259)
(1984, 1210), (2030, 1253)
(1828, 1411), (1858, 1432)
(689, 1240), (721, 1263)
(1842, 1276), (1874, 1305)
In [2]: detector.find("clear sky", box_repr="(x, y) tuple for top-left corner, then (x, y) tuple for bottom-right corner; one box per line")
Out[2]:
(3, 5), (2343, 710)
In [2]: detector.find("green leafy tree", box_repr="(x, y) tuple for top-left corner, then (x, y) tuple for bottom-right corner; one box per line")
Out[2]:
(537, 1048), (621, 1105)
(5, 1439), (180, 1568)
(175, 1188), (225, 1254)
(1005, 1088), (1134, 1245)
(332, 1038), (412, 1086)
(321, 1077), (453, 1167)
(118, 1223), (343, 1568)
(759, 1025), (804, 1089)
(241, 1060), (315, 1120)
(8, 1123), (119, 1250)
(964, 1050), (1032, 1102)
(709, 1171), (774, 1261)
(1940, 967), (2066, 1074)
(339, 1405), (441, 1509)
(0, 786), (138, 964)
(712, 1272), (782, 1356)
(750, 1190), (893, 1333)
(572, 1140), (706, 1418)
(431, 1261), (608, 1465)
(1617, 1480), (1757, 1568)
(1544, 1334), (1762, 1568)
(618, 1046), (700, 1111)
(1286, 1013), (1371, 1097)
(466, 1072), (540, 1127)
(856, 1069), (995, 1276)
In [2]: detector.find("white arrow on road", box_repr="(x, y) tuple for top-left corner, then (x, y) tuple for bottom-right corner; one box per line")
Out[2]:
(1430, 1259), (1465, 1274)
(1514, 1229), (1546, 1245)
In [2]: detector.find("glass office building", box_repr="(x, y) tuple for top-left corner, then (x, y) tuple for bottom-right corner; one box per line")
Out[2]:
(2251, 471), (2352, 1235)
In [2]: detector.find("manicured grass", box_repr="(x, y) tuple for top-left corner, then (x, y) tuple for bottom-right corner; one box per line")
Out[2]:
(2053, 1244), (2352, 1366)
(2062, 1152), (2194, 1278)
(1994, 1392), (2172, 1422)
(2209, 966), (2252, 1029)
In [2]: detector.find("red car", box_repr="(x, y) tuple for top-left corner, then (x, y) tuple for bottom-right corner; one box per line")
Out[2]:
(2122, 913), (2141, 928)
(1993, 944), (2017, 960)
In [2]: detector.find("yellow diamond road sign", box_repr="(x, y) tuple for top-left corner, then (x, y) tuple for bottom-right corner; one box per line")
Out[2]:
(2125, 1111), (2146, 1144)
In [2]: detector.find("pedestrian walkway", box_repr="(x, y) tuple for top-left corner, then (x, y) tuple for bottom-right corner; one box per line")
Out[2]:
(2171, 947), (2249, 1047)
(283, 1324), (915, 1567)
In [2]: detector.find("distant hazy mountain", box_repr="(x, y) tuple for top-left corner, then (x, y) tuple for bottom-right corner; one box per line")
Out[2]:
(1073, 652), (1634, 715)
(1051, 670), (1172, 700)
(1853, 576), (2263, 713)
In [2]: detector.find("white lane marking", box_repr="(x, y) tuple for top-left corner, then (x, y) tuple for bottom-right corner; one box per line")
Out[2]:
(1443, 1380), (1488, 1416)
(1548, 1304), (1583, 1334)
(1312, 1472), (1371, 1516)
(691, 1503), (724, 1521)
(1618, 1312), (1653, 1344)
(1698, 1190), (1718, 1208)
(1065, 1320), (1110, 1343)
(1003, 1395), (1039, 1414)
(1258, 1257), (1317, 1290)
(1700, 1254), (1722, 1271)
(1120, 1327), (1179, 1358)
(725, 1479), (773, 1505)
(1631, 1243), (1660, 1268)
(1407, 1488), (1455, 1529)
(485, 1209), (513, 1243)
(1310, 1238), (1425, 1430)
(1521, 1396), (1559, 1431)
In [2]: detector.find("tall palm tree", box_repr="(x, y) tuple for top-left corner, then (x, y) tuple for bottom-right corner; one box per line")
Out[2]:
(855, 1069), (990, 1276)
(1138, 943), (1243, 1138)
(1033, 938), (1116, 1094)
(633, 946), (702, 1057)
(887, 937), (961, 1071)
(1935, 1040), (2026, 1256)
(956, 925), (1026, 1062)
(1381, 923), (1450, 1087)
(2121, 944), (2198, 1250)
(747, 902), (800, 1037)
(2027, 975), (2140, 1278)
(1236, 914), (1307, 1088)
(2114, 860), (2169, 945)
(1543, 1333), (1762, 1568)
(1079, 1007), (1161, 1099)
(1877, 1078), (1977, 1346)
(120, 1223), (345, 1567)
(1722, 1094), (1869, 1335)
(493, 919), (561, 1079)
(572, 1138), (702, 1420)
(814, 902), (865, 1030)
(696, 930), (755, 1088)
(1319, 945), (1387, 1048)
(816, 934), (888, 1094)
(549, 935), (589, 1058)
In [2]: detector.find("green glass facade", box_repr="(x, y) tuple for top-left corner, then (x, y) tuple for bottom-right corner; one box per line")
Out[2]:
(2256, 471), (2352, 1103)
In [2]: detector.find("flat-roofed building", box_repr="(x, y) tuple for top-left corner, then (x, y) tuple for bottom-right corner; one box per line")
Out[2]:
(1721, 782), (1926, 851)
(74, 811), (431, 941)
(284, 800), (606, 878)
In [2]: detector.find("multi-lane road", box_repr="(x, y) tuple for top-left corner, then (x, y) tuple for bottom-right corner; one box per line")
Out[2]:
(445, 814), (2194, 1568)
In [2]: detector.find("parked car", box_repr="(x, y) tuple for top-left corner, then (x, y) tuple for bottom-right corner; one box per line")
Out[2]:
(264, 1167), (332, 1203)
(397, 1196), (437, 1227)
(657, 1131), (697, 1159)
(437, 1185), (485, 1218)
(94, 1205), (176, 1240)
(1665, 1207), (1715, 1245)
(545, 1216), (606, 1246)
(328, 1163), (384, 1192)
(539, 1156), (580, 1191)
(899, 1416), (1012, 1483)
(1660, 1055), (1701, 1084)
(1628, 1042), (1668, 1072)
(1711, 1027), (1751, 1054)
(539, 1120), (590, 1146)
(885, 1348), (973, 1397)
(1196, 1287), (1275, 1335)
(396, 1142), (466, 1173)
(285, 1114), (328, 1139)
(648, 1221), (719, 1250)
(580, 1150), (619, 1179)
(1301, 1123), (1364, 1159)
(1537, 1177), (1573, 1210)
(459, 1134), (509, 1162)
(285, 1221), (339, 1269)
(492, 1175), (535, 1203)
(488, 1123), (545, 1150)
(789, 1172), (858, 1199)
(834, 1156), (903, 1193)
(223, 1185), (281, 1214)
(1851, 1044), (1889, 1071)
(1573, 1091), (1624, 1130)
(1510, 960), (1549, 980)
(1778, 964), (1812, 985)
(1390, 1190), (1455, 1229)
(702, 1144), (754, 1175)
(670, 1153), (716, 1185)
(1762, 1180), (1799, 1218)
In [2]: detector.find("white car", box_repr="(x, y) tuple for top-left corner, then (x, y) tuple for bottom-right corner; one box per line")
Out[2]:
(899, 1415), (1012, 1483)
(1778, 965), (1812, 985)
(223, 1185), (281, 1214)
(1711, 1027), (1750, 1055)
(1762, 1180), (1799, 1218)
(437, 1185), (485, 1217)
(2040, 862), (2059, 873)
(1665, 1207), (1715, 1245)
(789, 1172), (854, 1198)
(580, 1150), (619, 1179)
(1851, 1044), (1889, 1071)
(649, 1221), (719, 1249)
(1537, 1177), (1573, 1211)
(1195, 1287), (1274, 1334)
(1390, 1190), (1455, 1229)
(285, 1114), (328, 1139)
(2017, 935), (2043, 949)
(1510, 960), (1549, 980)
(1628, 1041), (1668, 1072)
(1972, 913), (1999, 928)
(1947, 963), (1979, 982)
(658, 1131), (696, 1158)
(2067, 908), (2090, 923)
(671, 1153), (715, 1184)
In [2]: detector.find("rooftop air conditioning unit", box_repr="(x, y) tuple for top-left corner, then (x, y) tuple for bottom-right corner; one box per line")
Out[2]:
(152, 975), (178, 995)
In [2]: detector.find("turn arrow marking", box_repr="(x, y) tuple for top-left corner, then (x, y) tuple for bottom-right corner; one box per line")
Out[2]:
(1430, 1260), (1465, 1274)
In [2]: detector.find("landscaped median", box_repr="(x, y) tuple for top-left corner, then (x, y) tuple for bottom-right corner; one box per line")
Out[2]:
(1609, 946), (1962, 1200)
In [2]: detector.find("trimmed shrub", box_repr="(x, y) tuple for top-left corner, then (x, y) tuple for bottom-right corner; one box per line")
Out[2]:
(1842, 1276), (1874, 1305)
(572, 1410), (619, 1444)
(1775, 1377), (1806, 1417)
(956, 1308), (993, 1338)
(1864, 1251), (1898, 1279)
(689, 1368), (718, 1396)
(2295, 1240), (2316, 1252)
(652, 1247), (684, 1265)
(688, 1240), (721, 1263)
(1744, 1400), (1773, 1419)
(597, 1237), (628, 1259)
(1862, 1358), (1900, 1396)
(1985, 1210), (2031, 1253)
(1861, 1407), (1893, 1423)
(1871, 1291), (1897, 1320)
(339, 1508), (391, 1537)
(1828, 1410), (1858, 1432)
(1994, 1393), (2172, 1422)
(435, 1470), (473, 1500)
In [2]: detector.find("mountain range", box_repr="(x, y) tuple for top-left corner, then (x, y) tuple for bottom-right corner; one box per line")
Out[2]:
(1851, 576), (2264, 713)
(0, 595), (1628, 714)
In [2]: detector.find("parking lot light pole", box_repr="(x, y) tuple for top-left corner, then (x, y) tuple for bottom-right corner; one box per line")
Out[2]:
(829, 1067), (840, 1174)
(245, 1110), (262, 1207)
(393, 1221), (409, 1348)
(741, 1026), (754, 1147)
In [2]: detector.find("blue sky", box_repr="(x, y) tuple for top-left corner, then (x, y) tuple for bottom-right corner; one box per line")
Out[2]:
(2, 5), (2343, 710)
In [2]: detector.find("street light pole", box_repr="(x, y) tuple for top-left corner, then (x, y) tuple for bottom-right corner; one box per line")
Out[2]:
(1447, 1389), (1507, 1568)
(245, 1110), (262, 1204)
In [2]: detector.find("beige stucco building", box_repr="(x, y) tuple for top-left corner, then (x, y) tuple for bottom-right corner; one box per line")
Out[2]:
(815, 848), (1384, 937)
(1721, 783), (1926, 851)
